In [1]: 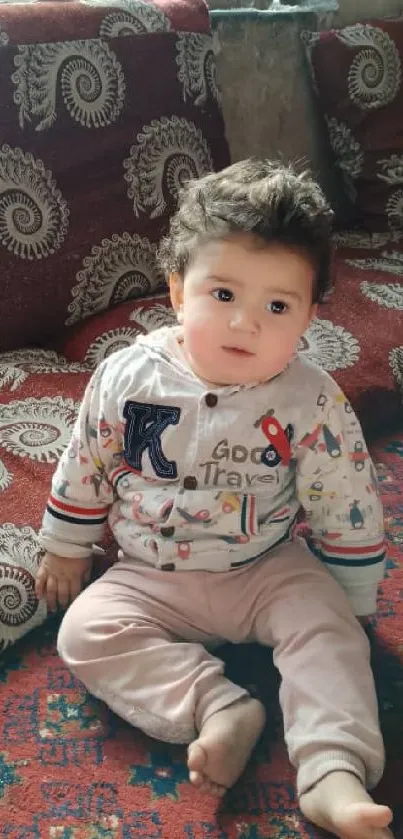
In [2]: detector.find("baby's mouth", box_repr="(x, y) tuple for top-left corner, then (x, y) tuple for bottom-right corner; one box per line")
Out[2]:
(222, 346), (255, 357)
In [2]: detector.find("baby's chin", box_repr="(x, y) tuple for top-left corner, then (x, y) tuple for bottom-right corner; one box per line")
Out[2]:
(183, 347), (286, 387)
(194, 364), (282, 387)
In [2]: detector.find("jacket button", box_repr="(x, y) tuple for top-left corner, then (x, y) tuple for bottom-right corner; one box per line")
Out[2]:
(183, 475), (198, 490)
(160, 526), (175, 537)
(205, 392), (218, 407)
(161, 562), (176, 571)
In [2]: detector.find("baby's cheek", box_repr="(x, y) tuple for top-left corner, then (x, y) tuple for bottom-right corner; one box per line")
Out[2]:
(269, 331), (300, 370)
(184, 318), (212, 358)
(280, 321), (305, 352)
(192, 328), (214, 361)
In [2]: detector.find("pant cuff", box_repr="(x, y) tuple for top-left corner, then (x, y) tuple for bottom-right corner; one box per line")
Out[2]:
(297, 750), (367, 797)
(195, 679), (249, 733)
(94, 684), (197, 744)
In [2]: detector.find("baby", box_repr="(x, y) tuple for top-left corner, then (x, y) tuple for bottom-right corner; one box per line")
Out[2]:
(36, 160), (393, 839)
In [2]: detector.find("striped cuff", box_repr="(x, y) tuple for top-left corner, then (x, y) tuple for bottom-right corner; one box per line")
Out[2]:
(46, 494), (109, 528)
(40, 494), (109, 558)
(319, 538), (386, 569)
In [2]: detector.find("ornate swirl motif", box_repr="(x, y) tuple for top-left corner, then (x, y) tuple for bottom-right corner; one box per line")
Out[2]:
(390, 346), (403, 387)
(0, 349), (89, 391)
(347, 251), (403, 278)
(0, 396), (79, 462)
(124, 116), (213, 217)
(67, 232), (164, 325)
(85, 327), (140, 367)
(299, 318), (360, 372)
(325, 116), (363, 200)
(360, 281), (403, 310)
(12, 40), (125, 130)
(0, 145), (69, 259)
(0, 524), (47, 649)
(129, 302), (177, 331)
(333, 231), (403, 248)
(386, 191), (403, 230)
(0, 459), (12, 493)
(97, 0), (172, 38)
(378, 155), (403, 186)
(336, 24), (401, 109)
(176, 33), (221, 105)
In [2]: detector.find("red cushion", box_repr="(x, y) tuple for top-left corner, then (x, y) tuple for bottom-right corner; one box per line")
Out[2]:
(303, 231), (403, 437)
(0, 0), (211, 44)
(60, 293), (174, 365)
(303, 18), (403, 230)
(0, 0), (229, 351)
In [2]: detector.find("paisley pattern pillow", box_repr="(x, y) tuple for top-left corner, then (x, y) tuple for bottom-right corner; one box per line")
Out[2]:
(0, 0), (229, 351)
(303, 18), (403, 230)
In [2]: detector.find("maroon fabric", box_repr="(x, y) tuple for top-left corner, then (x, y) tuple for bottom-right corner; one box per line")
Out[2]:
(0, 0), (229, 352)
(304, 18), (403, 230)
(0, 0), (211, 44)
(307, 233), (403, 437)
(60, 293), (175, 364)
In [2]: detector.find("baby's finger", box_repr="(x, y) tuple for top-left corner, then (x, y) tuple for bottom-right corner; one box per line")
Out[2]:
(35, 568), (46, 599)
(57, 577), (70, 610)
(69, 575), (83, 604)
(83, 566), (92, 584)
(45, 575), (58, 613)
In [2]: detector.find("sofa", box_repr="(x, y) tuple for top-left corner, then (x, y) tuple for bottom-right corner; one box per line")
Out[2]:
(0, 0), (230, 650)
(0, 3), (402, 837)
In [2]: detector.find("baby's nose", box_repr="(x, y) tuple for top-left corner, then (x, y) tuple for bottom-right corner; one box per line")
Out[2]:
(230, 308), (259, 331)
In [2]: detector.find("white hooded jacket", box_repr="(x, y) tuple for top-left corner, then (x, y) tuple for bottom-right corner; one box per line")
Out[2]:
(40, 326), (385, 615)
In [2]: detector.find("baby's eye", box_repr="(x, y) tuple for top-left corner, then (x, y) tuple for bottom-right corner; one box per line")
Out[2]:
(268, 300), (288, 315)
(212, 288), (234, 303)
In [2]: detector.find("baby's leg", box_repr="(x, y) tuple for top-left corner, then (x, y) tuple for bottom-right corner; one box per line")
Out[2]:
(251, 539), (393, 839)
(57, 558), (261, 794)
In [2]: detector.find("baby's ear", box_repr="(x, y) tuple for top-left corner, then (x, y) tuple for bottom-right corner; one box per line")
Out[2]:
(169, 272), (184, 317)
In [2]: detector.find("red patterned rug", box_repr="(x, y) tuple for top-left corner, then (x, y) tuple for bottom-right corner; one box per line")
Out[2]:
(1, 434), (403, 839)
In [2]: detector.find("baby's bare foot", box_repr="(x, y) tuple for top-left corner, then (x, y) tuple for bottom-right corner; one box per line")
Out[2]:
(187, 696), (265, 796)
(300, 771), (393, 838)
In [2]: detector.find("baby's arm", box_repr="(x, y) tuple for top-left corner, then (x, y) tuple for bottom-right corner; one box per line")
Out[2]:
(36, 361), (118, 611)
(296, 377), (385, 617)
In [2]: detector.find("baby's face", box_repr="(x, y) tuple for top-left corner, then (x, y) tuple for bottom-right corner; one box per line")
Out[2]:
(170, 234), (317, 387)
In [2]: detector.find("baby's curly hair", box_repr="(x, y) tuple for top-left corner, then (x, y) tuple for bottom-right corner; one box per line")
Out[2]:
(158, 159), (334, 303)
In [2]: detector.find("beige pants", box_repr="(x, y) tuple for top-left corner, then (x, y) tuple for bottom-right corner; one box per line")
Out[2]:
(57, 538), (385, 796)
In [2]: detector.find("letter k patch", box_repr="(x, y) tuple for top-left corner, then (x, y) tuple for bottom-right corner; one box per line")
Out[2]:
(123, 401), (181, 479)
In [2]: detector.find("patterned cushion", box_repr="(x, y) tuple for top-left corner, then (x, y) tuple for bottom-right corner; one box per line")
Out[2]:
(303, 18), (403, 230)
(60, 293), (177, 365)
(0, 0), (229, 351)
(304, 230), (403, 438)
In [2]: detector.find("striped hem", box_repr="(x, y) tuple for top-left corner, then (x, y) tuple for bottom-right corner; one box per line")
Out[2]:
(230, 524), (294, 568)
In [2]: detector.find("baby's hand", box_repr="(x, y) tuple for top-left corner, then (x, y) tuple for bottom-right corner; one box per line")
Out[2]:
(35, 551), (93, 612)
